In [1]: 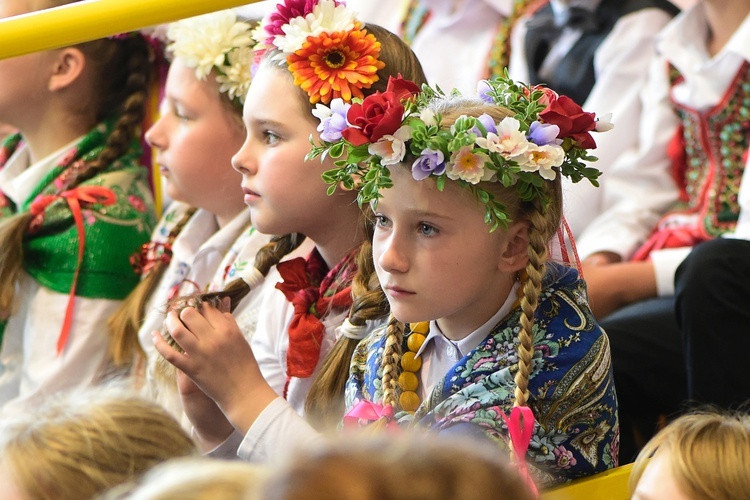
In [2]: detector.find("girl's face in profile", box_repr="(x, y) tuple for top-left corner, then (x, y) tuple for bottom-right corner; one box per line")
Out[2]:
(372, 165), (527, 339)
(231, 63), (354, 237)
(146, 58), (245, 223)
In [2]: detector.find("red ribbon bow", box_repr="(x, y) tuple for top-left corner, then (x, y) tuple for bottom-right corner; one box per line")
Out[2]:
(343, 400), (400, 431)
(30, 186), (117, 355)
(275, 254), (353, 397)
(501, 406), (539, 497)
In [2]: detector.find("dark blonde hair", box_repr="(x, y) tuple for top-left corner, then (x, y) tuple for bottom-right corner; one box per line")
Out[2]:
(0, 0), (154, 323)
(378, 97), (563, 414)
(262, 432), (537, 500)
(160, 23), (427, 430)
(0, 388), (197, 500)
(629, 410), (750, 499)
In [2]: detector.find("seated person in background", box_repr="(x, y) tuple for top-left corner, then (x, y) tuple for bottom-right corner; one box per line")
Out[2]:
(0, 389), (196, 499)
(509, 0), (679, 238)
(630, 411), (750, 500)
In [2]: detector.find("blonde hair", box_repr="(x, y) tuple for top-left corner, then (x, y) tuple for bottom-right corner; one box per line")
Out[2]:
(101, 457), (267, 500)
(0, 0), (154, 323)
(629, 411), (750, 499)
(378, 97), (563, 413)
(261, 432), (536, 500)
(160, 23), (428, 430)
(0, 388), (197, 500)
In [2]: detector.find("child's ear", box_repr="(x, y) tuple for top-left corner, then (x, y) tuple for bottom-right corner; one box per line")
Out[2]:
(497, 220), (530, 273)
(48, 48), (86, 92)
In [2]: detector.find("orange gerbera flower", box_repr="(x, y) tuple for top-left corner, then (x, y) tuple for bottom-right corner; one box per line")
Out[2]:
(287, 27), (386, 104)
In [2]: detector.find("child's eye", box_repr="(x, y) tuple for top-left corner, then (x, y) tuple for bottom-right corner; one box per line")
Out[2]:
(263, 130), (281, 145)
(418, 223), (438, 236)
(373, 214), (391, 228)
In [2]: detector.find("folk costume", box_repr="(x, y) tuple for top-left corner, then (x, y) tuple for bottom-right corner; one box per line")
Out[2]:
(509, 0), (678, 238)
(346, 264), (618, 486)
(594, 3), (750, 460)
(0, 120), (156, 414)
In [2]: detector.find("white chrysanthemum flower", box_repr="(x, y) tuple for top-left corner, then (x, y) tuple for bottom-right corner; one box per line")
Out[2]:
(273, 0), (356, 53)
(167, 10), (254, 104)
(516, 143), (565, 180)
(215, 48), (253, 103)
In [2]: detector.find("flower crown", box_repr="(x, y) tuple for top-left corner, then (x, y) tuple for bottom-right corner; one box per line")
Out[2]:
(308, 74), (612, 231)
(167, 11), (255, 106)
(252, 0), (385, 105)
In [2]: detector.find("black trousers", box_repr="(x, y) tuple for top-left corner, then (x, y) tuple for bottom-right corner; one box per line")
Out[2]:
(600, 238), (750, 463)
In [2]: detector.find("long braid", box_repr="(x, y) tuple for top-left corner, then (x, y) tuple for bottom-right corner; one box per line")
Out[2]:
(107, 208), (196, 368)
(304, 220), (390, 429)
(381, 315), (406, 409)
(514, 201), (548, 408)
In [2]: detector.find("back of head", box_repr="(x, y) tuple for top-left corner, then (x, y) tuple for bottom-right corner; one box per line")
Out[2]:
(262, 432), (536, 500)
(103, 457), (266, 500)
(630, 411), (750, 499)
(0, 388), (197, 499)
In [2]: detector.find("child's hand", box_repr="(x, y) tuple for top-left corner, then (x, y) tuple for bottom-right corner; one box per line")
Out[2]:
(582, 261), (657, 319)
(153, 304), (278, 435)
(176, 370), (234, 452)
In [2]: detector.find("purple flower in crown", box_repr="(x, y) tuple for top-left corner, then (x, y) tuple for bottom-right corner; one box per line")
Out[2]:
(527, 121), (560, 146)
(412, 148), (446, 180)
(312, 98), (351, 142)
(477, 80), (494, 104)
(471, 113), (497, 137)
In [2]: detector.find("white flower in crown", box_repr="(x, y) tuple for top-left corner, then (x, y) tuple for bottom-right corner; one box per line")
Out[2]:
(215, 47), (254, 104)
(168, 10), (254, 82)
(368, 126), (413, 166)
(516, 143), (566, 180)
(447, 146), (494, 185)
(475, 117), (529, 158)
(274, 0), (357, 53)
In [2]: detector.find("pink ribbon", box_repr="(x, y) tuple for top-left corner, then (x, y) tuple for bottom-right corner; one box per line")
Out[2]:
(343, 400), (399, 431)
(502, 406), (539, 497)
(30, 186), (117, 354)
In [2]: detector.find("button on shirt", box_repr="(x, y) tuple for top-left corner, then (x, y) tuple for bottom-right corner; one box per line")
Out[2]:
(415, 281), (521, 398)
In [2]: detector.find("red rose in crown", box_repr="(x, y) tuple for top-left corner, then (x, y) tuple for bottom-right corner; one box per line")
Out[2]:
(539, 95), (597, 149)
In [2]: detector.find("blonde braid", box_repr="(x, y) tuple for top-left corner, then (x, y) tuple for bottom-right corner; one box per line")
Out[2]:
(514, 203), (548, 408)
(381, 315), (405, 409)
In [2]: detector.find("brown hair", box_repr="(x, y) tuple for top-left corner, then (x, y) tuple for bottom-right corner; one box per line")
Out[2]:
(262, 432), (537, 500)
(0, 388), (197, 500)
(160, 23), (427, 429)
(378, 97), (563, 414)
(629, 410), (750, 499)
(0, 0), (154, 322)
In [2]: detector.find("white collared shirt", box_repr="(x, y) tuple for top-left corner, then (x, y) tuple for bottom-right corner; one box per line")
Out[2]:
(575, 3), (750, 295)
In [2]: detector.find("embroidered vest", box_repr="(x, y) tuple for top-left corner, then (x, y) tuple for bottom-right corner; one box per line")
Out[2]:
(524, 0), (678, 105)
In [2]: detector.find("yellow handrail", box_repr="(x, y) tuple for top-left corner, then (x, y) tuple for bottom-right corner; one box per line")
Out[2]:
(542, 463), (633, 500)
(0, 0), (260, 59)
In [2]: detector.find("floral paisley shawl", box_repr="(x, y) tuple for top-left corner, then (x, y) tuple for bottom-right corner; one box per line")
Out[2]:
(0, 120), (157, 339)
(346, 263), (619, 486)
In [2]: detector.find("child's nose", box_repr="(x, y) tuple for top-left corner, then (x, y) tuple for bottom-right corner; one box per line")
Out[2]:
(144, 118), (166, 150)
(377, 235), (409, 274)
(231, 137), (256, 175)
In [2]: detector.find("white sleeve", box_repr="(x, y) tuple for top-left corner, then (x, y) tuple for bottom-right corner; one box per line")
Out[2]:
(563, 9), (675, 238)
(237, 397), (324, 464)
(650, 246), (693, 296)
(575, 48), (681, 260)
(507, 15), (531, 83)
(1, 277), (120, 416)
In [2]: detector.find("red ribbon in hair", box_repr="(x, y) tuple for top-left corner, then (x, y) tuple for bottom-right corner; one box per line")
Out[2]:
(30, 186), (117, 355)
(501, 406), (539, 496)
(275, 252), (354, 397)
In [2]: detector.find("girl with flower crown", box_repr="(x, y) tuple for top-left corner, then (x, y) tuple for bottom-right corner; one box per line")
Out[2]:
(153, 0), (427, 458)
(106, 11), (280, 420)
(0, 0), (157, 414)
(320, 78), (618, 486)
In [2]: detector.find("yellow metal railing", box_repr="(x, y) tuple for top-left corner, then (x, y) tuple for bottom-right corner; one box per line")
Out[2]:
(542, 463), (633, 500)
(0, 0), (260, 59)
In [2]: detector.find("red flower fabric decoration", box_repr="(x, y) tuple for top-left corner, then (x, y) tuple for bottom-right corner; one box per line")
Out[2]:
(539, 95), (597, 149)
